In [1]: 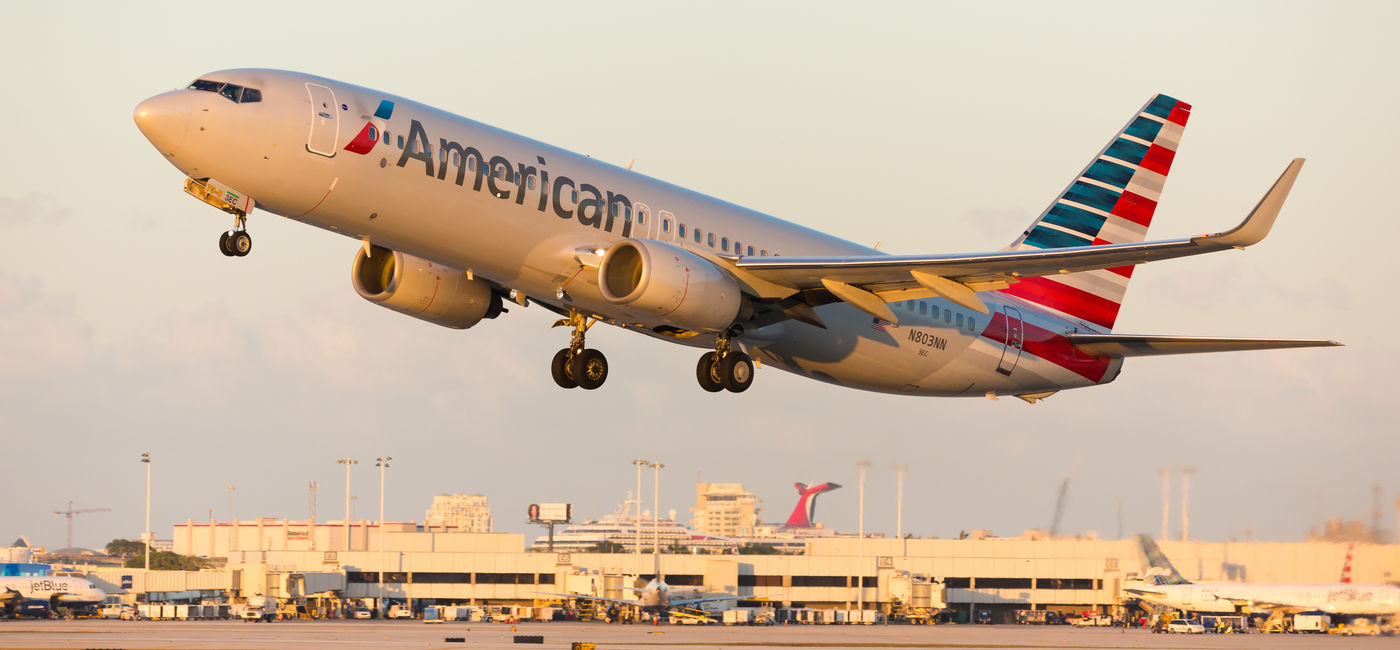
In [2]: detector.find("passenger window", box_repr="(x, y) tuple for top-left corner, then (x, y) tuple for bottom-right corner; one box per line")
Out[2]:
(760, 249), (768, 256)
(636, 205), (648, 225)
(397, 135), (404, 149)
(919, 303), (927, 315)
(382, 130), (390, 144)
(439, 148), (447, 163)
(240, 88), (261, 103)
(747, 246), (754, 256)
(720, 236), (727, 250)
(695, 229), (703, 244)
(678, 223), (686, 238)
(968, 317), (976, 331)
(662, 219), (671, 233)
(467, 157), (475, 172)
(527, 176), (535, 190)
(944, 309), (952, 323)
(956, 313), (964, 327)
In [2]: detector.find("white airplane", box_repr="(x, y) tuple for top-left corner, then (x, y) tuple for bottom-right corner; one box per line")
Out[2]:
(538, 552), (739, 617)
(0, 575), (106, 618)
(133, 70), (1338, 399)
(1127, 536), (1400, 616)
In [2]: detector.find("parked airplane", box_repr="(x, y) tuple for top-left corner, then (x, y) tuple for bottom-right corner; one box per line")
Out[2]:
(1127, 536), (1400, 616)
(538, 550), (737, 617)
(0, 575), (106, 618)
(133, 70), (1338, 398)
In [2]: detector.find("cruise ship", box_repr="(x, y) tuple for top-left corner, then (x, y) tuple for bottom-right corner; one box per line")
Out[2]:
(530, 494), (859, 554)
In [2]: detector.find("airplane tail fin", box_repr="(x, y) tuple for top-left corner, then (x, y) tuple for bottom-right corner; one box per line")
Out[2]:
(1340, 542), (1355, 584)
(1001, 94), (1191, 331)
(1136, 534), (1190, 586)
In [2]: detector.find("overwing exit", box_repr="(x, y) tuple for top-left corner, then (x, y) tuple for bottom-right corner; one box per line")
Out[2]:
(133, 70), (1338, 400)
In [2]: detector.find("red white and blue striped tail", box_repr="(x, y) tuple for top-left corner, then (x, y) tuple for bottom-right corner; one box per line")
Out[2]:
(1001, 94), (1191, 331)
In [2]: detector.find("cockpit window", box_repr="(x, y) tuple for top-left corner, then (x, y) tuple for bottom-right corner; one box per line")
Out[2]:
(187, 79), (262, 104)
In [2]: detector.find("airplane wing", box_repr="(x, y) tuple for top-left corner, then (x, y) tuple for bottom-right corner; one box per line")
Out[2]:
(669, 595), (743, 607)
(723, 159), (1303, 321)
(1067, 334), (1340, 357)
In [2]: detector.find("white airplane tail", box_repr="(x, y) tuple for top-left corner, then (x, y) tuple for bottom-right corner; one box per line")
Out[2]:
(1002, 94), (1191, 331)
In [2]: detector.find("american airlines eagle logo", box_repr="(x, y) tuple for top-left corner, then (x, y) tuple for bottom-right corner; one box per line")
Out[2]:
(343, 99), (395, 155)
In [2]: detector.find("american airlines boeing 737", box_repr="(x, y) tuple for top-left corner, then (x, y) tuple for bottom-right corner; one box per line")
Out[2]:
(133, 70), (1337, 399)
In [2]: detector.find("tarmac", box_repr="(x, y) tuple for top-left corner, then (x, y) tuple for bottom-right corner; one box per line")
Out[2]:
(0, 620), (1392, 650)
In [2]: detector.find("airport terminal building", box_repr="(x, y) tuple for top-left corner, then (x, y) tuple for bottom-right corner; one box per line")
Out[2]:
(72, 521), (1397, 622)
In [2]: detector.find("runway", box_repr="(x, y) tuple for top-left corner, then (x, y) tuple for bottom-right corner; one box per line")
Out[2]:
(0, 621), (1388, 649)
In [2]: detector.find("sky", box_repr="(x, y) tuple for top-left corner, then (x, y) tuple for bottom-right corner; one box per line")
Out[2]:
(2, 2), (1397, 552)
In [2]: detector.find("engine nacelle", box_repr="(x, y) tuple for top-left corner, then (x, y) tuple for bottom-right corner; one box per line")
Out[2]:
(597, 239), (741, 332)
(352, 244), (502, 329)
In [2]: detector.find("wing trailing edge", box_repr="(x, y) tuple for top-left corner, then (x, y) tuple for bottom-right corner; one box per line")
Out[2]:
(1067, 333), (1341, 358)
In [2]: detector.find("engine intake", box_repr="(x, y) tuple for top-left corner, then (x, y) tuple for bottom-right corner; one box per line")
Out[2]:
(352, 244), (502, 329)
(597, 239), (741, 333)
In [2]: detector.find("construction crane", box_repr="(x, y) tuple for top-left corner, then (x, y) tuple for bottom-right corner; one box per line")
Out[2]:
(53, 501), (110, 549)
(1048, 478), (1070, 538)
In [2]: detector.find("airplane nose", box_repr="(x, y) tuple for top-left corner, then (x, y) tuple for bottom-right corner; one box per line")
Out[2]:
(134, 91), (192, 155)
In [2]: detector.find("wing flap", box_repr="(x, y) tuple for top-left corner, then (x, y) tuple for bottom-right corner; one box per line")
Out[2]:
(1068, 334), (1341, 358)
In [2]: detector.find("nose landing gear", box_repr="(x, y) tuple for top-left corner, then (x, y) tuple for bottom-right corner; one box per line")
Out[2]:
(550, 310), (609, 390)
(697, 336), (753, 393)
(218, 213), (252, 257)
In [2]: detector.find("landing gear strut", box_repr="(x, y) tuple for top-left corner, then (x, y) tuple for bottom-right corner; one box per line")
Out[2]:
(696, 335), (753, 393)
(550, 310), (608, 390)
(218, 212), (252, 257)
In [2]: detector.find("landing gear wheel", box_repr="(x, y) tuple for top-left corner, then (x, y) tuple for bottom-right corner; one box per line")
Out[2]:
(719, 352), (754, 393)
(228, 231), (252, 257)
(571, 348), (609, 390)
(218, 231), (235, 257)
(696, 352), (724, 393)
(551, 349), (577, 389)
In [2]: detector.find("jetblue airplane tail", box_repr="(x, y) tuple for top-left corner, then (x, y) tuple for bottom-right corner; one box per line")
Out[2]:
(1002, 94), (1191, 331)
(1136, 534), (1190, 586)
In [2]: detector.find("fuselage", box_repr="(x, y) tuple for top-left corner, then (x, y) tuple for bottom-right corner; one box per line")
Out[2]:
(134, 69), (1121, 396)
(0, 575), (105, 609)
(1131, 581), (1400, 616)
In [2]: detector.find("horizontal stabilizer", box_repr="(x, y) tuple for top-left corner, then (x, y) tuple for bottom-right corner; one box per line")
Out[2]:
(1068, 333), (1341, 358)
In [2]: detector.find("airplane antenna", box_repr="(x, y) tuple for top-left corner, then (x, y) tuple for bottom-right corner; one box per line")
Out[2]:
(625, 158), (635, 171)
(52, 501), (110, 549)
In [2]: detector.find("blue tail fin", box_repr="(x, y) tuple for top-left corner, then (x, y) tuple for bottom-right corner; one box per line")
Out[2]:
(1136, 535), (1190, 585)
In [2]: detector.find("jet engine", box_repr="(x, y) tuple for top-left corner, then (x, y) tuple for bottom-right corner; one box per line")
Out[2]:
(352, 244), (503, 329)
(597, 239), (741, 332)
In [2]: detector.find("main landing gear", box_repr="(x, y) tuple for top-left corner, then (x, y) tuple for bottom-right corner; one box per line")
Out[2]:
(218, 212), (252, 257)
(550, 310), (609, 390)
(696, 335), (753, 394)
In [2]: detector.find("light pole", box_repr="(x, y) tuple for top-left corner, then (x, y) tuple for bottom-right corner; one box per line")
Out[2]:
(632, 459), (647, 554)
(225, 484), (236, 555)
(141, 452), (151, 571)
(337, 458), (358, 549)
(226, 485), (235, 521)
(648, 461), (664, 558)
(377, 455), (391, 615)
(857, 459), (869, 611)
(1181, 467), (1196, 542)
(894, 463), (907, 557)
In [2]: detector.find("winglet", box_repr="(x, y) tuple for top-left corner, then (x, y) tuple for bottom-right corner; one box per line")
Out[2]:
(1195, 158), (1304, 248)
